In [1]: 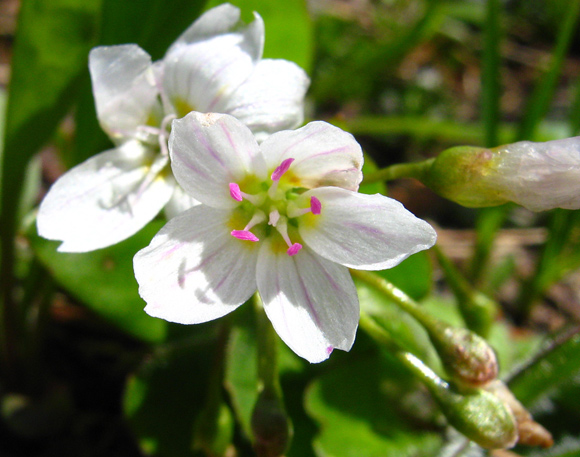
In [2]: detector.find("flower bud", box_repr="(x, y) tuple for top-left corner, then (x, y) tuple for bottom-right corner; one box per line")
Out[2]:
(485, 380), (553, 448)
(251, 387), (292, 457)
(402, 353), (517, 449)
(423, 137), (580, 211)
(426, 321), (499, 388)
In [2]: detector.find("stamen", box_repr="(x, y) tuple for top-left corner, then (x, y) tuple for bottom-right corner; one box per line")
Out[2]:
(158, 114), (177, 156)
(271, 158), (295, 182)
(229, 183), (243, 201)
(287, 243), (303, 256)
(230, 211), (266, 242)
(310, 196), (322, 215)
(274, 217), (303, 256)
(286, 196), (322, 219)
(228, 183), (264, 205)
(231, 230), (259, 242)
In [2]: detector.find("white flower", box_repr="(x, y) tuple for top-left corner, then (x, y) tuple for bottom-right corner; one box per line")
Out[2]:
(37, 3), (310, 252)
(133, 112), (437, 363)
(487, 137), (580, 211)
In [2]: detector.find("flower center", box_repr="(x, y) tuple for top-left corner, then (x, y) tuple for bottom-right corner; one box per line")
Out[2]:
(229, 158), (321, 256)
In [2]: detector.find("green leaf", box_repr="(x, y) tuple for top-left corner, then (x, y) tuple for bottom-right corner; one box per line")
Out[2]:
(205, 0), (313, 71)
(124, 327), (216, 457)
(508, 329), (580, 408)
(29, 221), (167, 343)
(305, 354), (442, 457)
(99, 0), (209, 60)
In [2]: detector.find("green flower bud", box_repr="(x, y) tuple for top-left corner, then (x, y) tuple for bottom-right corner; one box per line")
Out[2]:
(251, 387), (292, 457)
(485, 380), (553, 448)
(423, 146), (507, 208)
(425, 320), (499, 388)
(402, 353), (517, 449)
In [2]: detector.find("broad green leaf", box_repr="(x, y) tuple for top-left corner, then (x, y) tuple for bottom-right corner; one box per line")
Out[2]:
(508, 330), (580, 408)
(124, 327), (217, 457)
(305, 354), (442, 457)
(205, 0), (313, 71)
(29, 221), (167, 343)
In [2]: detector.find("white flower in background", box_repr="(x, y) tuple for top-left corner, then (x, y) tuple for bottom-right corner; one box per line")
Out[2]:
(37, 3), (309, 252)
(134, 112), (437, 363)
(486, 137), (580, 211)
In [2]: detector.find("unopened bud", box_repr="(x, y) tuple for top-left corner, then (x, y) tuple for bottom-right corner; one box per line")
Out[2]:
(485, 380), (553, 448)
(423, 137), (580, 211)
(403, 353), (517, 449)
(428, 322), (499, 387)
(251, 387), (292, 457)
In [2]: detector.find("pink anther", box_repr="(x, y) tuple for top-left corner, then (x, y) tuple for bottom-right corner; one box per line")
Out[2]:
(310, 196), (322, 215)
(287, 243), (302, 256)
(271, 158), (295, 181)
(231, 230), (259, 242)
(229, 183), (243, 202)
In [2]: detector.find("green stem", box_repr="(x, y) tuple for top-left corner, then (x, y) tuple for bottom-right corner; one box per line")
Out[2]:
(252, 294), (280, 395)
(351, 270), (439, 333)
(433, 245), (497, 337)
(359, 313), (444, 384)
(361, 159), (434, 185)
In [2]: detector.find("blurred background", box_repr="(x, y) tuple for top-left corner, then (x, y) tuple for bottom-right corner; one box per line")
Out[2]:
(1, 0), (580, 456)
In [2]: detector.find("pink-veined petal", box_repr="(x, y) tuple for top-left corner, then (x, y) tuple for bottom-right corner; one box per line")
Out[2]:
(260, 121), (363, 191)
(169, 112), (266, 208)
(489, 138), (580, 211)
(89, 45), (161, 141)
(134, 205), (259, 324)
(37, 141), (173, 253)
(299, 187), (437, 270)
(163, 12), (264, 115)
(217, 59), (310, 142)
(257, 240), (359, 363)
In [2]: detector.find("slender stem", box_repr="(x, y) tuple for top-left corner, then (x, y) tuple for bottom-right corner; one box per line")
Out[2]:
(351, 270), (439, 333)
(433, 245), (496, 337)
(359, 313), (447, 389)
(252, 294), (279, 393)
(362, 159), (434, 185)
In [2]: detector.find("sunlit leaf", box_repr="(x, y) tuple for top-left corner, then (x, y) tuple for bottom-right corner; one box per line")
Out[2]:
(305, 354), (442, 457)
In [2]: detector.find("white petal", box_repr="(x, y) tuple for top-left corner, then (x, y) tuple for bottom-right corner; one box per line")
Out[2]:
(169, 112), (266, 209)
(37, 141), (174, 252)
(257, 241), (359, 363)
(490, 138), (580, 211)
(168, 4), (251, 49)
(164, 181), (201, 220)
(260, 121), (363, 191)
(89, 45), (161, 141)
(134, 205), (259, 324)
(163, 11), (264, 115)
(217, 59), (310, 140)
(299, 187), (437, 270)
